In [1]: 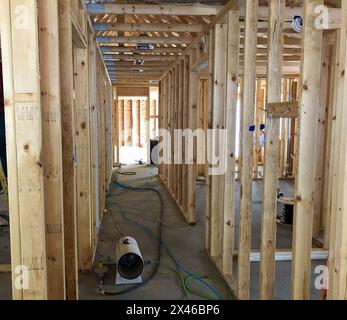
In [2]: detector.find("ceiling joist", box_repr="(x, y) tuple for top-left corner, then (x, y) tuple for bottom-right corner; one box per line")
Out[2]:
(97, 36), (192, 45)
(94, 22), (205, 33)
(85, 1), (342, 84)
(87, 3), (221, 16)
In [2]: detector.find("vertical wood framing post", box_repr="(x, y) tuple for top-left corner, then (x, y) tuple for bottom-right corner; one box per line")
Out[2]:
(158, 81), (163, 177)
(74, 46), (93, 271)
(124, 99), (133, 146)
(205, 33), (215, 253)
(292, 0), (323, 300)
(58, 0), (79, 300)
(328, 1), (347, 300)
(326, 30), (342, 298)
(0, 0), (22, 300)
(321, 32), (338, 250)
(147, 88), (151, 164)
(222, 7), (240, 276)
(134, 100), (141, 147)
(177, 60), (184, 206)
(259, 0), (284, 300)
(38, 0), (66, 299)
(187, 51), (198, 225)
(312, 35), (331, 239)
(181, 57), (189, 217)
(237, 0), (258, 300)
(167, 71), (173, 191)
(173, 65), (179, 200)
(151, 100), (157, 139)
(210, 24), (227, 259)
(253, 80), (261, 179)
(118, 99), (125, 146)
(162, 76), (169, 184)
(1, 0), (48, 300)
(88, 32), (99, 258)
(113, 87), (119, 164)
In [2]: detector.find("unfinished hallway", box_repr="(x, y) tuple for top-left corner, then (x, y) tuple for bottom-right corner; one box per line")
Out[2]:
(0, 0), (347, 304)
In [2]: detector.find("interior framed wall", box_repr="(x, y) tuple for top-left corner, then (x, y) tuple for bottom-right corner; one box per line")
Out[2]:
(0, 0), (114, 300)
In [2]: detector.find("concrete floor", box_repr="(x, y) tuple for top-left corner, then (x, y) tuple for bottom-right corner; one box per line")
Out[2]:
(79, 165), (230, 300)
(0, 166), (325, 300)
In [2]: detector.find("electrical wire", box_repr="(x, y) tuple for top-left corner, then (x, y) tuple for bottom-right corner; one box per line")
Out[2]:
(110, 209), (126, 238)
(118, 171), (137, 176)
(184, 274), (233, 301)
(147, 260), (191, 299)
(147, 260), (233, 301)
(102, 172), (225, 300)
(117, 210), (222, 300)
(113, 179), (223, 300)
(100, 208), (161, 296)
(112, 203), (191, 232)
(99, 173), (163, 296)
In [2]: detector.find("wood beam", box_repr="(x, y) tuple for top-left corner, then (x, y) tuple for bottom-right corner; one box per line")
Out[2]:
(326, 30), (342, 297)
(107, 61), (171, 67)
(71, 10), (87, 49)
(223, 7), (239, 276)
(104, 54), (177, 62)
(328, 0), (347, 300)
(237, 0), (258, 300)
(312, 37), (331, 239)
(107, 66), (169, 72)
(260, 0), (285, 300)
(110, 72), (161, 77)
(87, 3), (221, 16)
(210, 24), (227, 259)
(205, 33), (214, 254)
(187, 52), (198, 225)
(1, 0), (47, 300)
(292, 0), (324, 300)
(88, 33), (99, 257)
(146, 89), (151, 165)
(101, 47), (183, 54)
(97, 36), (192, 45)
(103, 51), (180, 57)
(267, 101), (299, 118)
(161, 0), (239, 79)
(322, 32), (339, 250)
(38, 0), (66, 300)
(58, 0), (79, 300)
(94, 22), (204, 33)
(239, 3), (341, 27)
(0, 0), (22, 300)
(240, 36), (301, 47)
(74, 46), (93, 272)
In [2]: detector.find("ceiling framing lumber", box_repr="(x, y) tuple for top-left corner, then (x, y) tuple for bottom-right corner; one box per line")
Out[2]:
(96, 36), (192, 45)
(104, 55), (177, 62)
(94, 22), (204, 33)
(100, 46), (183, 53)
(85, 0), (342, 83)
(87, 3), (221, 16)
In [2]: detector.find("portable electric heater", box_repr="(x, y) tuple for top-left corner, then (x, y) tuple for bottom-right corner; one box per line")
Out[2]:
(115, 237), (144, 285)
